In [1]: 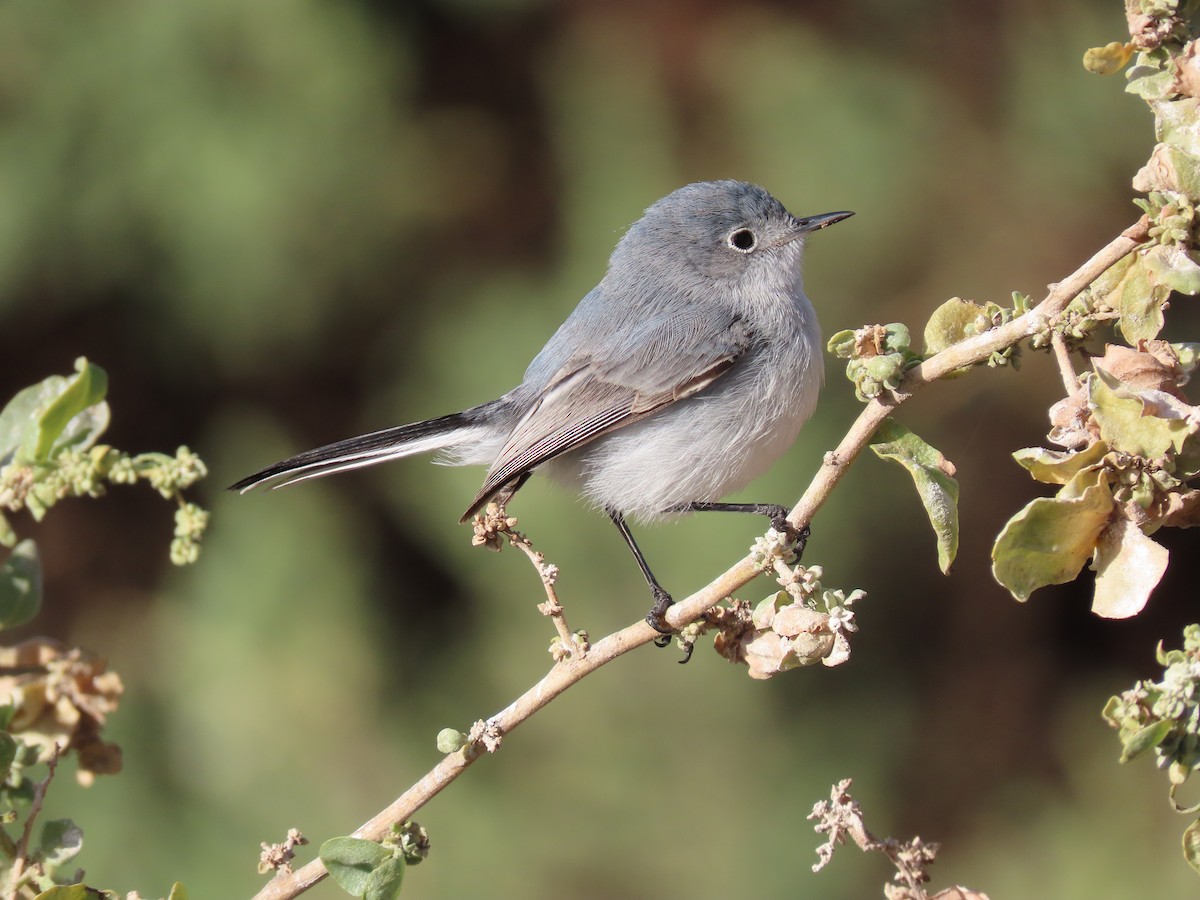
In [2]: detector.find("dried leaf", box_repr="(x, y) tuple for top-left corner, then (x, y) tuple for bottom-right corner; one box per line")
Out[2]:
(1176, 41), (1200, 99)
(1047, 393), (1097, 449)
(1091, 515), (1168, 618)
(1160, 489), (1200, 527)
(1095, 343), (1187, 396)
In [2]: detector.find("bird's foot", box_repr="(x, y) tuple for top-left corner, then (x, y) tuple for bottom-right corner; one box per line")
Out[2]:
(645, 587), (674, 648)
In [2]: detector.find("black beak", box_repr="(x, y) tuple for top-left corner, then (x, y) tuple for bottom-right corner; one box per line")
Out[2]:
(791, 210), (855, 235)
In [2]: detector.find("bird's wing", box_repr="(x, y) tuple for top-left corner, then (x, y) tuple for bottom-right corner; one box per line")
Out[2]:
(462, 312), (755, 520)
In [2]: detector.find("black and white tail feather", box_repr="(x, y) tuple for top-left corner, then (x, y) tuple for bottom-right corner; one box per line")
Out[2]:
(229, 401), (510, 504)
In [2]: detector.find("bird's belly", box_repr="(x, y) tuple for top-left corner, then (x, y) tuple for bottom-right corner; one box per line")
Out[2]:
(542, 354), (820, 523)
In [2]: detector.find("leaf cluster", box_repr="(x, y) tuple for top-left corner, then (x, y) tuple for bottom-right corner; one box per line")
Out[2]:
(0, 361), (209, 898)
(1103, 625), (1200, 873)
(319, 823), (430, 900)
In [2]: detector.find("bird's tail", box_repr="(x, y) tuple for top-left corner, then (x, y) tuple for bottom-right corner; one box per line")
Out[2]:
(229, 400), (507, 493)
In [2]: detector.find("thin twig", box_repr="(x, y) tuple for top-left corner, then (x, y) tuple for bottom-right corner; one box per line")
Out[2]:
(506, 532), (580, 656)
(249, 216), (1150, 900)
(472, 505), (582, 657)
(7, 745), (63, 900)
(1051, 331), (1081, 396)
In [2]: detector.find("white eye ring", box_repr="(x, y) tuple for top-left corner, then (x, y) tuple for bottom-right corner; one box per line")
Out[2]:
(728, 228), (757, 253)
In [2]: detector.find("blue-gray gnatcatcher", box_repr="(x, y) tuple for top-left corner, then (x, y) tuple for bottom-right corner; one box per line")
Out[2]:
(232, 180), (852, 637)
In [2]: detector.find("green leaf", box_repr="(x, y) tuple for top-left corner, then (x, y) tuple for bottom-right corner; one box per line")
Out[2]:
(826, 329), (857, 358)
(1144, 242), (1200, 295)
(1183, 818), (1200, 875)
(881, 322), (911, 353)
(1120, 718), (1174, 763)
(363, 857), (406, 900)
(0, 733), (16, 780)
(0, 360), (109, 465)
(1089, 369), (1190, 460)
(992, 470), (1114, 602)
(33, 887), (108, 900)
(1012, 441), (1110, 485)
(31, 359), (108, 462)
(1091, 516), (1169, 619)
(0, 540), (41, 630)
(321, 837), (392, 897)
(166, 883), (189, 900)
(38, 818), (83, 869)
(870, 419), (959, 573)
(0, 384), (54, 464)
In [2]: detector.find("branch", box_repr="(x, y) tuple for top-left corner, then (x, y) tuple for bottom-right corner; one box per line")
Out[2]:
(250, 216), (1149, 900)
(7, 745), (62, 900)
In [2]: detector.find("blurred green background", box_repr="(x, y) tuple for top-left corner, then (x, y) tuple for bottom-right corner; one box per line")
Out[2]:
(3, 0), (1199, 897)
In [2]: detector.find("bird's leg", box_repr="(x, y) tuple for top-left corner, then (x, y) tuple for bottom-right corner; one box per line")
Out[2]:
(608, 511), (675, 647)
(678, 501), (810, 555)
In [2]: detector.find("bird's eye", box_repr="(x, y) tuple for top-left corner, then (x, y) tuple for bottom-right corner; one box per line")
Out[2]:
(728, 228), (757, 252)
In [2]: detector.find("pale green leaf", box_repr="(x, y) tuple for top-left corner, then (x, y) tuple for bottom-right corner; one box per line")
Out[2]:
(1144, 242), (1200, 295)
(1120, 718), (1174, 763)
(1127, 47), (1174, 99)
(1109, 254), (1168, 343)
(870, 419), (959, 573)
(363, 857), (406, 900)
(1089, 369), (1190, 459)
(1157, 97), (1200, 156)
(922, 297), (989, 356)
(992, 471), (1114, 601)
(1012, 441), (1110, 485)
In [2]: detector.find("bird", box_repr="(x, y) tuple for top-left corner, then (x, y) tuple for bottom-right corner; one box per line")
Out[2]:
(231, 180), (852, 638)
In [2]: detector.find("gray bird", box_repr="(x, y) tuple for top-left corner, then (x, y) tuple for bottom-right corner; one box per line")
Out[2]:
(232, 180), (852, 638)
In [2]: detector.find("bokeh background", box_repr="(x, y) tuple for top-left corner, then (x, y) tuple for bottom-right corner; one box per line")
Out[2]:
(3, 0), (1199, 897)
